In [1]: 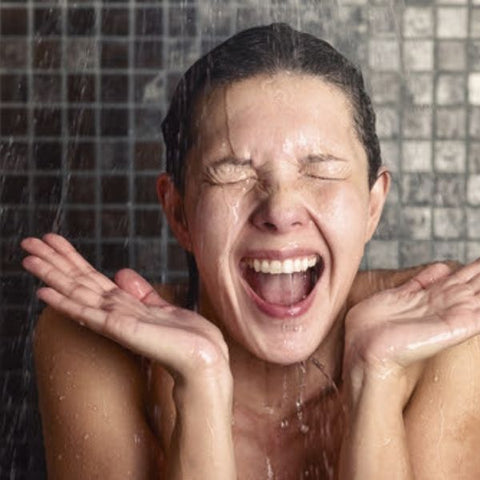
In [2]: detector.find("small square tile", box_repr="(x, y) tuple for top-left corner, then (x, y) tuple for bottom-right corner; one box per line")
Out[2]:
(369, 73), (401, 103)
(438, 41), (466, 71)
(435, 107), (466, 138)
(369, 6), (397, 36)
(375, 106), (399, 138)
(67, 142), (96, 170)
(68, 108), (96, 136)
(379, 140), (400, 172)
(469, 107), (480, 139)
(135, 40), (163, 69)
(467, 175), (480, 205)
(34, 108), (62, 136)
(466, 241), (480, 261)
(468, 73), (480, 105)
(33, 74), (62, 103)
(101, 74), (129, 103)
(434, 174), (465, 206)
(135, 175), (158, 204)
(467, 208), (480, 238)
(67, 74), (96, 102)
(403, 7), (433, 38)
(33, 142), (62, 170)
(364, 240), (399, 269)
(375, 203), (400, 239)
(434, 141), (466, 172)
(135, 108), (164, 139)
(401, 173), (434, 204)
(403, 107), (432, 138)
(0, 175), (28, 204)
(33, 39), (61, 69)
(100, 142), (130, 170)
(101, 8), (129, 36)
(0, 142), (28, 171)
(169, 6), (196, 36)
(135, 209), (163, 236)
(136, 7), (163, 36)
(436, 7), (468, 38)
(67, 39), (98, 70)
(101, 40), (129, 69)
(135, 73), (164, 103)
(1, 8), (28, 35)
(34, 175), (62, 204)
(65, 209), (96, 237)
(369, 39), (400, 71)
(402, 141), (432, 171)
(0, 74), (28, 102)
(101, 176), (129, 203)
(470, 8), (480, 37)
(66, 175), (96, 204)
(433, 241), (465, 262)
(100, 242), (129, 272)
(436, 74), (465, 105)
(67, 8), (96, 36)
(403, 40), (434, 71)
(101, 108), (129, 136)
(400, 206), (431, 239)
(399, 240), (433, 267)
(134, 141), (163, 170)
(469, 142), (480, 172)
(34, 7), (62, 36)
(404, 73), (433, 105)
(468, 41), (480, 71)
(0, 39), (27, 69)
(102, 209), (130, 237)
(434, 207), (465, 239)
(0, 108), (28, 135)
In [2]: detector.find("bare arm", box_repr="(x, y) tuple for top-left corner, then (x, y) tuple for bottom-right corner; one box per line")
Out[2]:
(24, 234), (236, 479)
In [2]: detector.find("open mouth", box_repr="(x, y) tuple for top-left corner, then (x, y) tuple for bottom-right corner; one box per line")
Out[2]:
(241, 254), (324, 309)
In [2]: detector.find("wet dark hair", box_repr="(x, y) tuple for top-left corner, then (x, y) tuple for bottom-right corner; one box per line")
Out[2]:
(161, 23), (382, 306)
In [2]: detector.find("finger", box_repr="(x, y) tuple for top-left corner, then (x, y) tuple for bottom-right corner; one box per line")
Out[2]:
(401, 262), (452, 293)
(448, 257), (480, 284)
(42, 233), (115, 290)
(114, 268), (169, 307)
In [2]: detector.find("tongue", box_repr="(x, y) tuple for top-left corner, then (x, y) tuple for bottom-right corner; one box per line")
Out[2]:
(245, 270), (311, 306)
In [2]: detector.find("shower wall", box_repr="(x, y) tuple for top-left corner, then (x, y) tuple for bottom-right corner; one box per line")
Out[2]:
(1, 0), (480, 478)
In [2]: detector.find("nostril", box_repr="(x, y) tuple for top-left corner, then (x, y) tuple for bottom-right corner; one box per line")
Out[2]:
(263, 221), (277, 231)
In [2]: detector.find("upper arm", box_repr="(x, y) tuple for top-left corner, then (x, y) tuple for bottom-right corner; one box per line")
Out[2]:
(34, 307), (164, 479)
(404, 336), (480, 478)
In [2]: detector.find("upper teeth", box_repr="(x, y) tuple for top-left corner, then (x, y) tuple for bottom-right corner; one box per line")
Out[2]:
(245, 256), (319, 274)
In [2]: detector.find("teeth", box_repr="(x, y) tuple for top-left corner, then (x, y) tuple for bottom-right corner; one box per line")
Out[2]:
(246, 255), (319, 275)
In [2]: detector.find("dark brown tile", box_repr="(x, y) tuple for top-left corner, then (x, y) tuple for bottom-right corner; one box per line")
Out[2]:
(102, 209), (129, 236)
(68, 74), (96, 102)
(135, 107), (163, 139)
(0, 74), (28, 102)
(67, 142), (96, 170)
(33, 39), (61, 69)
(32, 74), (62, 103)
(1, 175), (28, 204)
(134, 141), (163, 170)
(101, 8), (129, 36)
(100, 108), (129, 136)
(101, 175), (128, 203)
(101, 41), (129, 68)
(0, 208), (29, 236)
(34, 175), (62, 204)
(168, 6), (196, 36)
(68, 108), (96, 136)
(0, 108), (28, 135)
(167, 241), (187, 271)
(136, 8), (163, 36)
(101, 74), (129, 103)
(135, 209), (163, 236)
(0, 39), (27, 68)
(33, 108), (62, 136)
(100, 141), (129, 170)
(34, 7), (62, 36)
(100, 242), (129, 271)
(0, 142), (28, 171)
(33, 142), (62, 170)
(67, 8), (95, 35)
(134, 40), (163, 68)
(135, 175), (158, 203)
(66, 175), (96, 204)
(34, 207), (59, 233)
(64, 208), (95, 236)
(1, 8), (28, 35)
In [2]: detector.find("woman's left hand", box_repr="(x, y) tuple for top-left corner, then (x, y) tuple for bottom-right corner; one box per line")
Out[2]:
(343, 260), (480, 398)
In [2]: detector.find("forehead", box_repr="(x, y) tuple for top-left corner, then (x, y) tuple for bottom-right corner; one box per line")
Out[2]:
(191, 73), (364, 163)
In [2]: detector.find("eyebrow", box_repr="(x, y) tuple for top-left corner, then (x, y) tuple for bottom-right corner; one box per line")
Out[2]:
(303, 153), (349, 163)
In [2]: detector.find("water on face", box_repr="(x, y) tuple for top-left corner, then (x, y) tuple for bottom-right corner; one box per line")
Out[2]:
(1, 1), (476, 478)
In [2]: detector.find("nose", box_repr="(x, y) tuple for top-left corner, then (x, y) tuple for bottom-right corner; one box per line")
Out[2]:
(250, 186), (310, 234)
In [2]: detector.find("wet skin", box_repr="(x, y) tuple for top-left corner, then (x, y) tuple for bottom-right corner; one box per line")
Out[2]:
(21, 72), (480, 479)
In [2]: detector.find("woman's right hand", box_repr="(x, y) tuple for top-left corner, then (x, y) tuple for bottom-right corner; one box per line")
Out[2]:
(21, 233), (231, 387)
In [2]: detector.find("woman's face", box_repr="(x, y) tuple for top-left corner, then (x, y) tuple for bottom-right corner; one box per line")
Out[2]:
(170, 73), (388, 365)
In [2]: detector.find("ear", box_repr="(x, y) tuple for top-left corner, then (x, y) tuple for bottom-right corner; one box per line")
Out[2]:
(157, 173), (192, 251)
(365, 167), (390, 242)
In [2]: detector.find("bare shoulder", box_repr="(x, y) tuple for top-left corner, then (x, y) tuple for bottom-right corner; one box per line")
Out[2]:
(33, 283), (187, 479)
(405, 335), (480, 478)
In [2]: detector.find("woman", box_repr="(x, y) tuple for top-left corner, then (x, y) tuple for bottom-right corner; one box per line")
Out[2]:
(22, 24), (480, 479)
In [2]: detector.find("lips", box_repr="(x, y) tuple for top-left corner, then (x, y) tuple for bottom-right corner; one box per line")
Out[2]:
(240, 252), (324, 318)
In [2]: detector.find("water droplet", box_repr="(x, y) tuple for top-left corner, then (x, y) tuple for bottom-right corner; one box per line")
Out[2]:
(280, 418), (289, 429)
(58, 395), (65, 401)
(300, 424), (310, 434)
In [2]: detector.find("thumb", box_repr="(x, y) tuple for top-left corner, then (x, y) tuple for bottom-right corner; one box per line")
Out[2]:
(401, 262), (452, 293)
(114, 268), (167, 307)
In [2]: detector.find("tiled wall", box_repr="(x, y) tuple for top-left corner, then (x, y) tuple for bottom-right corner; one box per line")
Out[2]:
(1, 0), (480, 478)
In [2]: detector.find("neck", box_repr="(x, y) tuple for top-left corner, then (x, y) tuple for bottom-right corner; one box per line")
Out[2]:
(198, 284), (346, 422)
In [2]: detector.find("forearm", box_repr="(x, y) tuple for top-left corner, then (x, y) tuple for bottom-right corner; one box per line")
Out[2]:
(339, 370), (414, 480)
(166, 376), (236, 480)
